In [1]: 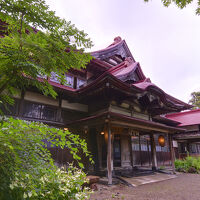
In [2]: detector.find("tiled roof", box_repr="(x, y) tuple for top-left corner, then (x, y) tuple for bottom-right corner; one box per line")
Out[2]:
(39, 36), (191, 110)
(165, 109), (200, 126)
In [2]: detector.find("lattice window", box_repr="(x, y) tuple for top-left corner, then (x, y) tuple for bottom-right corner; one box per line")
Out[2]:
(23, 101), (57, 121)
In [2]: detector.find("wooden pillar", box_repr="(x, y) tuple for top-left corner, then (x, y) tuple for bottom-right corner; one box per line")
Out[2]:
(150, 134), (157, 171)
(139, 134), (142, 166)
(186, 142), (190, 156)
(168, 134), (175, 174)
(56, 94), (62, 122)
(196, 144), (199, 154)
(107, 123), (112, 185)
(18, 90), (25, 117)
(129, 134), (134, 168)
(111, 131), (114, 172)
(195, 143), (198, 154)
(97, 129), (103, 170)
(147, 139), (151, 166)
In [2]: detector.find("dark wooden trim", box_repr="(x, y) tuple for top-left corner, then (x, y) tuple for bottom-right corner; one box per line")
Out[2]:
(168, 134), (175, 173)
(57, 94), (62, 122)
(150, 134), (157, 171)
(107, 122), (112, 185)
(129, 134), (134, 168)
(96, 127), (103, 170)
(139, 134), (142, 166)
(147, 139), (151, 166)
(16, 116), (65, 127)
(18, 90), (25, 117)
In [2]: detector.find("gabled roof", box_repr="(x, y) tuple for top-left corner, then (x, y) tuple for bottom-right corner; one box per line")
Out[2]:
(165, 109), (200, 127)
(91, 36), (134, 61)
(41, 36), (191, 112)
(133, 78), (190, 109)
(109, 58), (146, 82)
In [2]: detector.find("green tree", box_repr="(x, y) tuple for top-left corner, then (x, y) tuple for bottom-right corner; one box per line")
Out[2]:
(0, 0), (93, 108)
(0, 117), (92, 199)
(0, 1), (94, 199)
(144, 0), (200, 15)
(189, 91), (200, 109)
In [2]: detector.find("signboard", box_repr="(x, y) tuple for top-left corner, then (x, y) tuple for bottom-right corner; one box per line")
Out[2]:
(172, 140), (178, 148)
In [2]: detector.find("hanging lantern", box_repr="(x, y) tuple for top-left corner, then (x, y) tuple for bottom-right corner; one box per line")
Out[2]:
(83, 125), (88, 134)
(158, 135), (165, 147)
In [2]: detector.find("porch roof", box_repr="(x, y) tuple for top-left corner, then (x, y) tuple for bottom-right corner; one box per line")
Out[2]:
(174, 131), (200, 140)
(165, 109), (200, 127)
(66, 111), (185, 133)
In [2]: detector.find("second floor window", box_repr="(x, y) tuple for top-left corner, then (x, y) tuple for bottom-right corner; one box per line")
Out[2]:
(49, 72), (86, 89)
(23, 101), (57, 121)
(77, 78), (86, 89)
(64, 74), (74, 88)
(50, 72), (60, 83)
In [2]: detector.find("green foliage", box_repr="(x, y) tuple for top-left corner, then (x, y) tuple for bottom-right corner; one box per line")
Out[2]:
(174, 159), (185, 170)
(159, 165), (166, 170)
(0, 0), (93, 108)
(189, 91), (200, 109)
(175, 156), (200, 173)
(144, 0), (200, 15)
(0, 117), (92, 199)
(9, 166), (91, 200)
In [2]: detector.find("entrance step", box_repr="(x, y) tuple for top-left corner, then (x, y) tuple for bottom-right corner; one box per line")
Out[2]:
(118, 172), (177, 187)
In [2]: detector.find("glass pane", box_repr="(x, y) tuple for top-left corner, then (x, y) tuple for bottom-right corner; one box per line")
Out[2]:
(50, 72), (60, 83)
(77, 78), (86, 89)
(64, 74), (74, 88)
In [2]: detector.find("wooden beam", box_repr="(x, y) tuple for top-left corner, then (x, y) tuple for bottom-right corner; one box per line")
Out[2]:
(168, 134), (176, 174)
(110, 55), (123, 64)
(111, 121), (169, 133)
(104, 58), (117, 66)
(107, 123), (112, 185)
(150, 134), (157, 171)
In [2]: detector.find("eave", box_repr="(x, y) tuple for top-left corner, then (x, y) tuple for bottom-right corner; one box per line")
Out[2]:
(66, 111), (186, 133)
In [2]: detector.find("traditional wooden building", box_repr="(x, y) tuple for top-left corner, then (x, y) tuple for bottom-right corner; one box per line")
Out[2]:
(165, 109), (200, 159)
(3, 37), (192, 184)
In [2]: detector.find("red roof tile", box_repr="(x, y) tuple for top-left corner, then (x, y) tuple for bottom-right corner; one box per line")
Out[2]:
(165, 109), (200, 126)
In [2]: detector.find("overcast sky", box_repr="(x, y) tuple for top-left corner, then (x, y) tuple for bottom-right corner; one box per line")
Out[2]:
(46, 0), (200, 103)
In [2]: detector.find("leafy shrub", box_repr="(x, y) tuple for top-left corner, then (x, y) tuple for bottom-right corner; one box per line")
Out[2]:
(175, 159), (185, 171)
(9, 165), (91, 200)
(175, 156), (200, 173)
(0, 117), (92, 199)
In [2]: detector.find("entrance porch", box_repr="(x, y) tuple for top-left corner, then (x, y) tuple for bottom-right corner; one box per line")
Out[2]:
(67, 111), (184, 184)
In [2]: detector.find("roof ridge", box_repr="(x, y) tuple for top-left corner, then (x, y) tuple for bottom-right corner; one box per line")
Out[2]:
(90, 39), (124, 55)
